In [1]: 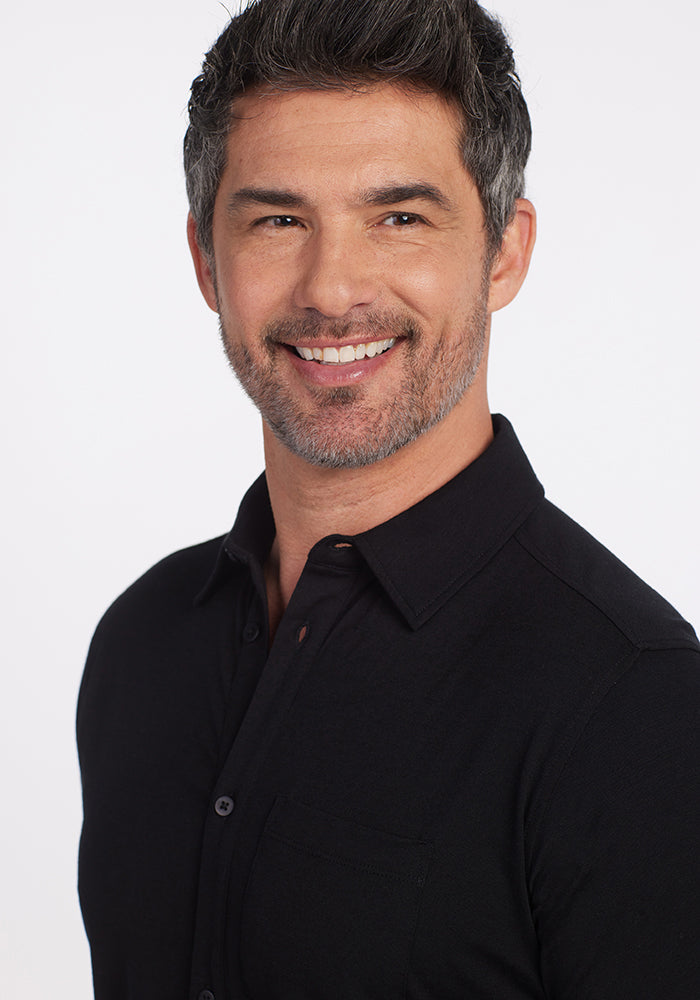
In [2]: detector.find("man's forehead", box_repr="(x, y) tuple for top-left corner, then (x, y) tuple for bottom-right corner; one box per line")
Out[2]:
(222, 83), (470, 197)
(227, 81), (463, 136)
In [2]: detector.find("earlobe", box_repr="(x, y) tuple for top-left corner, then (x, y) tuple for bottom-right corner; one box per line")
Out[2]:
(187, 213), (219, 313)
(487, 199), (537, 314)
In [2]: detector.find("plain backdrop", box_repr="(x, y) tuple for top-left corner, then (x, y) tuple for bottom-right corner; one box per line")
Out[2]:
(1, 1), (698, 995)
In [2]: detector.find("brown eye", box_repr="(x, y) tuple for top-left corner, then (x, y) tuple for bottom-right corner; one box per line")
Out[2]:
(255, 215), (300, 229)
(384, 212), (421, 226)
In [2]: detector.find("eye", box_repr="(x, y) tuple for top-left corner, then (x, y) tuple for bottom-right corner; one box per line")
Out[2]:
(382, 212), (423, 227)
(257, 215), (302, 229)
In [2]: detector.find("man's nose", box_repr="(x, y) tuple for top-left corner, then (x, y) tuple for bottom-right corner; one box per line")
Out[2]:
(292, 227), (379, 318)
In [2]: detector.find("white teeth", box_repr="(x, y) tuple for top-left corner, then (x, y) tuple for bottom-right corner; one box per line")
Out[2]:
(294, 337), (396, 365)
(338, 345), (355, 363)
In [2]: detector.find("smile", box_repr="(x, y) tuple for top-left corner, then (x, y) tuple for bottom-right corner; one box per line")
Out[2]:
(293, 338), (396, 365)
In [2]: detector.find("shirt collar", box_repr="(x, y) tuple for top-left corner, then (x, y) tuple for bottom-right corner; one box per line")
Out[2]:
(195, 472), (275, 605)
(197, 415), (544, 628)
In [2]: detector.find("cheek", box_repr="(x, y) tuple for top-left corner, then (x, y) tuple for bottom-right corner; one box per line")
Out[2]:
(385, 249), (444, 308)
(390, 249), (480, 321)
(217, 252), (292, 330)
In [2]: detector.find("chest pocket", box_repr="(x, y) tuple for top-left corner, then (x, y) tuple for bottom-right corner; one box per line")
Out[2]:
(240, 795), (432, 999)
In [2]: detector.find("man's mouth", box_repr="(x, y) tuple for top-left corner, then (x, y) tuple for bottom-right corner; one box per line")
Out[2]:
(292, 338), (396, 365)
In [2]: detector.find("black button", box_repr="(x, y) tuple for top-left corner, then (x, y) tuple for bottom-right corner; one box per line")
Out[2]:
(214, 796), (234, 817)
(198, 991), (215, 1000)
(243, 622), (260, 642)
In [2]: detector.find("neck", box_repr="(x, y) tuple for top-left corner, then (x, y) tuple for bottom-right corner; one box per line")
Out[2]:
(262, 384), (493, 631)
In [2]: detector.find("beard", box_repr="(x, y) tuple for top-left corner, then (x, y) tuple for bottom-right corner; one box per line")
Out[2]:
(219, 292), (489, 470)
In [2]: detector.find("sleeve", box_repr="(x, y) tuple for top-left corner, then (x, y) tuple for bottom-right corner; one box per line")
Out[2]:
(528, 645), (700, 1000)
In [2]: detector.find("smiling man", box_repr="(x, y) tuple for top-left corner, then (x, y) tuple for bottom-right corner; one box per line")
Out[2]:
(77, 2), (700, 998)
(193, 86), (508, 480)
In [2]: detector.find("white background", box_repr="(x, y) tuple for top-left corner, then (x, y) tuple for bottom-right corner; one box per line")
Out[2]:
(1, 1), (698, 995)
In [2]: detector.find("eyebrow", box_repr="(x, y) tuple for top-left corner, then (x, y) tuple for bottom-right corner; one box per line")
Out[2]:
(359, 182), (453, 211)
(226, 187), (308, 212)
(226, 181), (453, 214)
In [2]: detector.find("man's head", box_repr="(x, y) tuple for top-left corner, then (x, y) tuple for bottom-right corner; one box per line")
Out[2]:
(184, 0), (531, 263)
(184, 0), (536, 471)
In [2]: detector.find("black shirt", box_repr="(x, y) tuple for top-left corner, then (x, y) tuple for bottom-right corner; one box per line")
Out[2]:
(77, 415), (700, 1000)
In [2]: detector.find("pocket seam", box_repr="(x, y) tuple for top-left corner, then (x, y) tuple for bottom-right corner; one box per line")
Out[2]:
(267, 828), (427, 886)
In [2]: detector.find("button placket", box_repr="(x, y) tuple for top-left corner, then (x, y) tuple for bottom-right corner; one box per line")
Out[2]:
(193, 544), (364, 995)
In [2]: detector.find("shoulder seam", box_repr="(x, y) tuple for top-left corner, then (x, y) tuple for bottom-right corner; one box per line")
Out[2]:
(514, 531), (641, 645)
(513, 530), (696, 652)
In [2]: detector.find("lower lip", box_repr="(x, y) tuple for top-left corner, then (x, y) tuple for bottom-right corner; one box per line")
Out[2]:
(283, 344), (400, 386)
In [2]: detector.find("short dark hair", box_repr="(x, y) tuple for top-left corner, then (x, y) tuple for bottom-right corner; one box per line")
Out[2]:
(184, 0), (531, 259)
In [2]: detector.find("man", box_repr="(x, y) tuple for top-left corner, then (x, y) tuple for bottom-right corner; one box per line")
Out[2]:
(77, 1), (700, 997)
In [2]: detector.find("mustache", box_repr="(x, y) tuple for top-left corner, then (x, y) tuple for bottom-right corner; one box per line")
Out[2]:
(263, 311), (422, 346)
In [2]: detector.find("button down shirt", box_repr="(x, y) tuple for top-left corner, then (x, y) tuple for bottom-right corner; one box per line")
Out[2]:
(78, 415), (700, 999)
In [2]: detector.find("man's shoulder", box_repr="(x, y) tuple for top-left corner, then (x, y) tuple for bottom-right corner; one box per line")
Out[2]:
(78, 535), (230, 728)
(94, 534), (226, 637)
(515, 498), (698, 652)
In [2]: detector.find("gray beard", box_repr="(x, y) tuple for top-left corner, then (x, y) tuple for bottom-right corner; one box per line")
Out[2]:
(219, 299), (488, 469)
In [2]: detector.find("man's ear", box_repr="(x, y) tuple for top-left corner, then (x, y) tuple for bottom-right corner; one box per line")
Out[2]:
(187, 213), (219, 313)
(487, 199), (537, 314)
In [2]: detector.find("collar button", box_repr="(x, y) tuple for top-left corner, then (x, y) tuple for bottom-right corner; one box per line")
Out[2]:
(243, 622), (260, 642)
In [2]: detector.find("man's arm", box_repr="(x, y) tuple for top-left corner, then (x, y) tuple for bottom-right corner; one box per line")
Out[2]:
(529, 644), (700, 997)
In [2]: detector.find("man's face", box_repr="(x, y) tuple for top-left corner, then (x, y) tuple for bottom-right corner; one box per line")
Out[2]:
(203, 84), (496, 468)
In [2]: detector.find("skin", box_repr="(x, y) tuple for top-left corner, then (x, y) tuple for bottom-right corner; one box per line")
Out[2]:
(188, 84), (536, 634)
